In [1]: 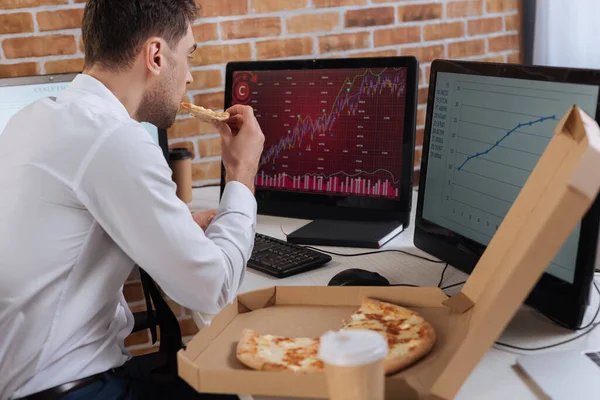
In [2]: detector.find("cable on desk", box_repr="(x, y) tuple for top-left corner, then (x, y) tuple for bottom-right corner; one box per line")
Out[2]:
(438, 263), (449, 288)
(495, 282), (600, 351)
(440, 281), (466, 291)
(302, 245), (447, 264)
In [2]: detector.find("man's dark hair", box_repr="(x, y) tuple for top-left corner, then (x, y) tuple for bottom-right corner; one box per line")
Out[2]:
(82, 0), (199, 71)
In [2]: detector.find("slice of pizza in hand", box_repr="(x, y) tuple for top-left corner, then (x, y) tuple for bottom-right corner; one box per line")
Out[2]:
(342, 298), (436, 375)
(180, 102), (230, 123)
(236, 328), (324, 373)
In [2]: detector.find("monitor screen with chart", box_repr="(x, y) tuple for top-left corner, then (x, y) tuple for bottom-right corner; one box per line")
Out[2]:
(415, 59), (600, 329)
(224, 58), (418, 224)
(232, 67), (407, 199)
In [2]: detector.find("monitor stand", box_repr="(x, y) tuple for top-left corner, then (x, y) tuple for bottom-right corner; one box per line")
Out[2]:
(285, 219), (404, 249)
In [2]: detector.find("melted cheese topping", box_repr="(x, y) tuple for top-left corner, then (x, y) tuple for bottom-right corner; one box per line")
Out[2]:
(255, 335), (321, 371)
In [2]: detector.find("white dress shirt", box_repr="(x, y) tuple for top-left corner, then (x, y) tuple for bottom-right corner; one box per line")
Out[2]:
(0, 74), (256, 399)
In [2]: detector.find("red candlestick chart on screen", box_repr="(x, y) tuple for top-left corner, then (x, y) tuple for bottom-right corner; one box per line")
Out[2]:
(231, 67), (407, 199)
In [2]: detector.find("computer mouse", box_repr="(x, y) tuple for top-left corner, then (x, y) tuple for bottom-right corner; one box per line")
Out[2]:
(328, 268), (390, 287)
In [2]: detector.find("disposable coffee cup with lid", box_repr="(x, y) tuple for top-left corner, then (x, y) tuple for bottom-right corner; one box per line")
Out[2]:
(319, 329), (389, 400)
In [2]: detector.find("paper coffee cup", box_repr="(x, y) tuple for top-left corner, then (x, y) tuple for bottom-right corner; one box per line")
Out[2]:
(319, 329), (389, 400)
(169, 148), (193, 203)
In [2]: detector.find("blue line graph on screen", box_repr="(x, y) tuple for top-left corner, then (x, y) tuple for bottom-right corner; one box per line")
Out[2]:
(457, 115), (557, 171)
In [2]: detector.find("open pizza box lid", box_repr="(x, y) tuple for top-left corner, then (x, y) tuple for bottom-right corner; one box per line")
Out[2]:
(177, 105), (600, 399)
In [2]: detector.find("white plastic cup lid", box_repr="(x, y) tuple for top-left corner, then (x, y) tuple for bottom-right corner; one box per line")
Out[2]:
(318, 329), (389, 367)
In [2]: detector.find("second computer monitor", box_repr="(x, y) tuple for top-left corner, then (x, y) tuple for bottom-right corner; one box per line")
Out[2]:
(223, 57), (419, 226)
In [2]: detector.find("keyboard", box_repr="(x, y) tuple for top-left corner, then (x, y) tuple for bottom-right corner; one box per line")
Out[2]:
(249, 233), (332, 278)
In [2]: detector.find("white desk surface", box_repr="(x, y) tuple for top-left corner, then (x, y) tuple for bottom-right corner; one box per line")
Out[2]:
(190, 186), (600, 400)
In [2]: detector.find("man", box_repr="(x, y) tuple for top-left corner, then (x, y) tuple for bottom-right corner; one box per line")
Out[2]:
(0, 0), (264, 399)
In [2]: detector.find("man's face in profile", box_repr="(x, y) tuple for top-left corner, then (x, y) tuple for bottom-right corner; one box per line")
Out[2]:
(138, 24), (196, 129)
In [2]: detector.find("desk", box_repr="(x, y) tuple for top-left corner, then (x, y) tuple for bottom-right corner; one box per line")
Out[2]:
(190, 186), (600, 400)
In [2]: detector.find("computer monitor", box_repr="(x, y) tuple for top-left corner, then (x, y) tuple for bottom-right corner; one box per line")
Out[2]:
(222, 57), (418, 245)
(0, 73), (169, 161)
(415, 59), (600, 329)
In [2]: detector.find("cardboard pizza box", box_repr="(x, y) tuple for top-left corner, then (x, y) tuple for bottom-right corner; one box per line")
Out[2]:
(177, 105), (600, 400)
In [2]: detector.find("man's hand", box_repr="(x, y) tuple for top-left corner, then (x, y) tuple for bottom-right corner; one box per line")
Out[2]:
(192, 209), (217, 231)
(212, 105), (265, 193)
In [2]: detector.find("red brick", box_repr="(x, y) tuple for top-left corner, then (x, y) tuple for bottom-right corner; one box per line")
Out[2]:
(313, 0), (366, 7)
(400, 44), (444, 63)
(468, 17), (503, 36)
(251, 0), (308, 13)
(345, 7), (394, 28)
(348, 49), (398, 58)
(319, 32), (370, 54)
(418, 87), (428, 106)
(192, 23), (218, 42)
(193, 91), (225, 112)
(198, 136), (222, 157)
(486, 0), (519, 13)
(286, 12), (339, 34)
(448, 39), (485, 58)
(413, 169), (420, 187)
(0, 62), (39, 78)
(167, 299), (184, 318)
(374, 26), (421, 47)
(169, 141), (196, 159)
(416, 128), (424, 146)
(44, 58), (84, 74)
(414, 148), (422, 166)
(477, 55), (506, 63)
(256, 37), (313, 59)
(123, 282), (144, 302)
(188, 69), (222, 90)
(37, 8), (84, 31)
(221, 17), (281, 40)
(192, 161), (221, 181)
(0, 0), (67, 9)
(417, 107), (426, 126)
(398, 3), (443, 22)
(124, 330), (149, 347)
(191, 43), (252, 66)
(488, 34), (519, 52)
(0, 12), (33, 34)
(423, 22), (464, 41)
(507, 52), (521, 63)
(199, 0), (248, 17)
(3, 35), (76, 58)
(167, 118), (217, 139)
(446, 1), (483, 18)
(505, 13), (520, 31)
(180, 318), (200, 337)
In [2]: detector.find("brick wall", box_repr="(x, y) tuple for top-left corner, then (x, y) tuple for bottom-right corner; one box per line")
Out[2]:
(0, 0), (521, 354)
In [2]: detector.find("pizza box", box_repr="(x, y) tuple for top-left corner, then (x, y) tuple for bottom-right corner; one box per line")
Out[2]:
(177, 105), (600, 399)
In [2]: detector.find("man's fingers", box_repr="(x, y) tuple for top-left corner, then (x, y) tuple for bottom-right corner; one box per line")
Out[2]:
(212, 120), (233, 137)
(226, 104), (254, 118)
(226, 115), (244, 131)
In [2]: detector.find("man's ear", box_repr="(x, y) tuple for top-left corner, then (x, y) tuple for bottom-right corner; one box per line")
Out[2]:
(144, 38), (163, 76)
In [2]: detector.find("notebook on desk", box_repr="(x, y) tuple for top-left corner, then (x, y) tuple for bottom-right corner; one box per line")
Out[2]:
(517, 349), (600, 399)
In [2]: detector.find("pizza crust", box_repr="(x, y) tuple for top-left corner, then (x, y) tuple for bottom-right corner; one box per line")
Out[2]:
(236, 328), (266, 371)
(180, 102), (230, 122)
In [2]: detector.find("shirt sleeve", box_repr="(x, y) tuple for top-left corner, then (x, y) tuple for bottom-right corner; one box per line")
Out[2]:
(73, 123), (256, 316)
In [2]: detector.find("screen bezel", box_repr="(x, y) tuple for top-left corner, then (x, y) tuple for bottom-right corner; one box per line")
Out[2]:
(415, 59), (600, 329)
(222, 57), (419, 226)
(0, 72), (170, 161)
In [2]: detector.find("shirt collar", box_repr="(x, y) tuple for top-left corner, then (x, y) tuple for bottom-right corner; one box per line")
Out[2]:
(58, 73), (132, 121)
